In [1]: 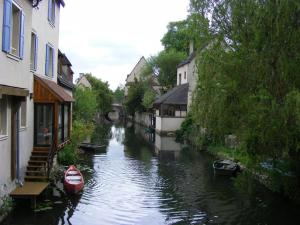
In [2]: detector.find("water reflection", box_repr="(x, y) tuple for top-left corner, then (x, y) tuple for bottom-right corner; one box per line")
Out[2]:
(2, 123), (300, 225)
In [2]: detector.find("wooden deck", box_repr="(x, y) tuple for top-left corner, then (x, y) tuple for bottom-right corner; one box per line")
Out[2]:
(10, 182), (49, 208)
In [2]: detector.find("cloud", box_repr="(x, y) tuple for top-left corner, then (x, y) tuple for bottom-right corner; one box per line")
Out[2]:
(59, 0), (189, 90)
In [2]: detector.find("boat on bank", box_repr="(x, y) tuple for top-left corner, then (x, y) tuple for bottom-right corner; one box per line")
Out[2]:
(79, 142), (105, 151)
(64, 165), (84, 194)
(213, 159), (240, 175)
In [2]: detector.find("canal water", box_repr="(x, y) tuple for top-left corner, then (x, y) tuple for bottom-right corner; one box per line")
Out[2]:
(2, 123), (300, 225)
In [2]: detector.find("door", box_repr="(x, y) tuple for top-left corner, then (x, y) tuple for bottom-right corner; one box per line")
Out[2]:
(34, 104), (54, 146)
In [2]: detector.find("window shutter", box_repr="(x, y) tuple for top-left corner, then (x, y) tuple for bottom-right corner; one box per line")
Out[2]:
(19, 12), (25, 59)
(34, 35), (38, 70)
(48, 0), (52, 22)
(52, 48), (55, 77)
(2, 0), (12, 53)
(45, 44), (49, 75)
(53, 1), (55, 24)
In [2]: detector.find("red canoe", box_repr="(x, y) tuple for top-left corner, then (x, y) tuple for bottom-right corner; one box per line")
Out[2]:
(64, 165), (84, 194)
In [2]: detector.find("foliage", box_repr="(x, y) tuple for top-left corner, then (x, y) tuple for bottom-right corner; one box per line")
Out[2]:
(150, 49), (186, 89)
(161, 20), (191, 54)
(190, 0), (300, 160)
(161, 15), (211, 55)
(73, 87), (97, 122)
(58, 120), (94, 165)
(185, 0), (300, 200)
(113, 85), (125, 104)
(142, 87), (156, 109)
(175, 113), (194, 142)
(0, 196), (13, 216)
(85, 73), (113, 114)
(125, 79), (145, 116)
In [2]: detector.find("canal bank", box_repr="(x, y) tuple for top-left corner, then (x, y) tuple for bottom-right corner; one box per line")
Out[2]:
(1, 123), (300, 225)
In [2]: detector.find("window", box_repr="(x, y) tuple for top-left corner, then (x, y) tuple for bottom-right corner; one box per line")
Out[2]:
(64, 105), (69, 141)
(162, 105), (175, 117)
(20, 100), (26, 128)
(0, 97), (8, 136)
(48, 0), (55, 25)
(34, 104), (53, 146)
(2, 0), (25, 58)
(30, 32), (38, 70)
(58, 104), (70, 143)
(45, 44), (54, 77)
(178, 73), (181, 85)
(184, 72), (186, 80)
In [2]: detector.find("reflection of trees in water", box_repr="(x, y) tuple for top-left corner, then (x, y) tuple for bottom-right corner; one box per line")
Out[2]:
(91, 123), (112, 147)
(123, 125), (154, 157)
(155, 149), (243, 224)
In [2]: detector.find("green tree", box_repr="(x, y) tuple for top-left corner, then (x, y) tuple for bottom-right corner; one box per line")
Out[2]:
(125, 79), (145, 117)
(73, 87), (97, 122)
(189, 0), (300, 161)
(148, 50), (186, 89)
(142, 87), (156, 109)
(85, 73), (113, 114)
(113, 85), (125, 104)
(161, 20), (191, 54)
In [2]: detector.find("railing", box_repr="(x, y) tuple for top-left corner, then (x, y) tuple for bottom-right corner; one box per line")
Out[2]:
(47, 131), (57, 178)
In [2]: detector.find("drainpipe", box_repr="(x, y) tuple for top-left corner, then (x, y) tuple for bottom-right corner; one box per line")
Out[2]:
(16, 108), (22, 187)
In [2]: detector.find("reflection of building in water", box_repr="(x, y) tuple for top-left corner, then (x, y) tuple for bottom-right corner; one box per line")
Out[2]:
(156, 149), (181, 161)
(108, 104), (125, 121)
(154, 134), (182, 152)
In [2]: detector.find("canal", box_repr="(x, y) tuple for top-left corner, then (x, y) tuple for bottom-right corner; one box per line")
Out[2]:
(2, 123), (300, 225)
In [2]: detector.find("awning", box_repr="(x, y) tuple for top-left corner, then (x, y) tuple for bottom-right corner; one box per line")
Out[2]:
(0, 85), (29, 97)
(34, 75), (74, 103)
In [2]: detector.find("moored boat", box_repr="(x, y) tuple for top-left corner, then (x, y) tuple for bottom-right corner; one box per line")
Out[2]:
(64, 165), (84, 194)
(213, 159), (240, 176)
(79, 142), (105, 151)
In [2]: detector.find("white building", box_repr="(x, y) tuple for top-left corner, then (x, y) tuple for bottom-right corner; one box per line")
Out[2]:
(76, 73), (92, 89)
(124, 56), (147, 97)
(0, 0), (72, 199)
(176, 42), (197, 110)
(153, 43), (197, 134)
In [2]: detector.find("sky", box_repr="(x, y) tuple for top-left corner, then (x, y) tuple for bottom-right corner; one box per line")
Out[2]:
(58, 0), (190, 90)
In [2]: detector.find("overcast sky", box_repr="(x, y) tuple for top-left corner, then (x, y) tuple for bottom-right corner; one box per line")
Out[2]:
(58, 0), (189, 90)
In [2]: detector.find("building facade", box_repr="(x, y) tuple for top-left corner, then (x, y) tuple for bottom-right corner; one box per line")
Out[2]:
(76, 73), (92, 89)
(0, 0), (71, 198)
(124, 56), (147, 97)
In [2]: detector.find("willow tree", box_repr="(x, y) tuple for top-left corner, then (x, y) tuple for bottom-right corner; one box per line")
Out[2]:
(190, 0), (300, 161)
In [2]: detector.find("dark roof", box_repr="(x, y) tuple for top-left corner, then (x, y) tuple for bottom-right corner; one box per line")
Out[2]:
(177, 52), (196, 68)
(35, 75), (74, 102)
(153, 83), (188, 107)
(58, 49), (72, 66)
(57, 75), (75, 90)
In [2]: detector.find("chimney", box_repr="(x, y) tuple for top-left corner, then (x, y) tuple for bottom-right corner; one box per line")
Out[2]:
(189, 41), (194, 55)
